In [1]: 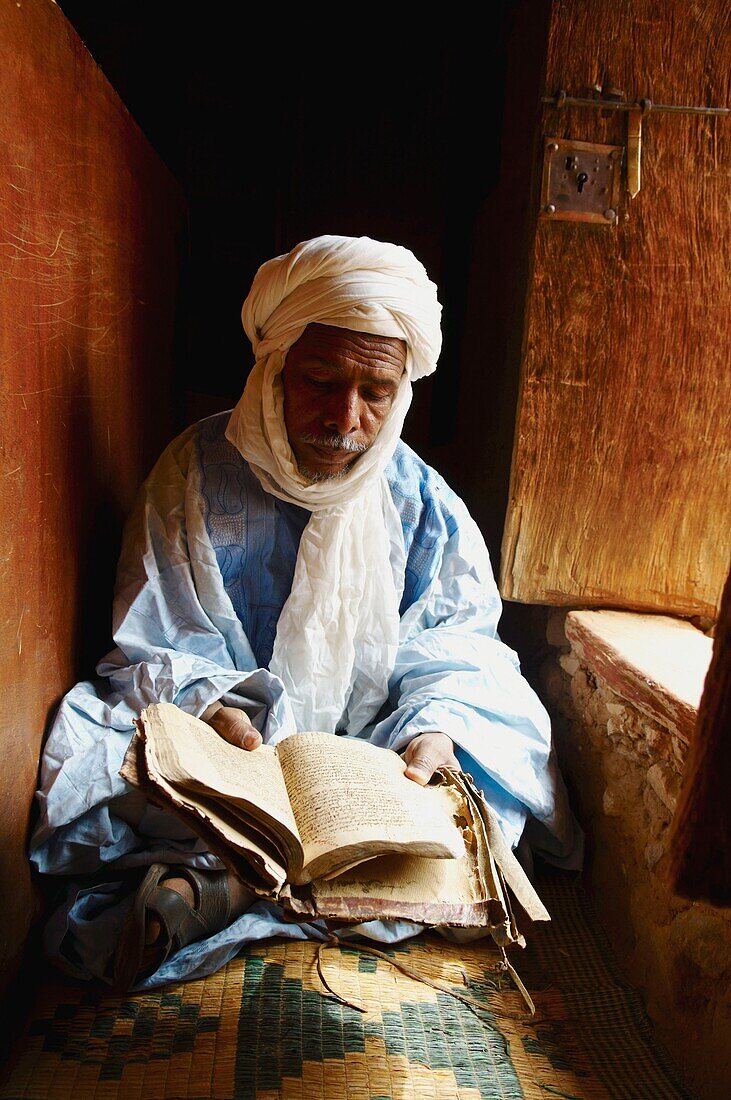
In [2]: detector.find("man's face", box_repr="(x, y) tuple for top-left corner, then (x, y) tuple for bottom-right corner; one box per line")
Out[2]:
(282, 323), (407, 482)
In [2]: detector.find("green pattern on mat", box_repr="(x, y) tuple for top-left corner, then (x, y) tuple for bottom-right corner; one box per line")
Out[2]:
(27, 990), (221, 1081)
(235, 955), (524, 1100)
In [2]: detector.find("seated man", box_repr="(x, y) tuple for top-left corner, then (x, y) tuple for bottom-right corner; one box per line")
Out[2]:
(31, 235), (579, 990)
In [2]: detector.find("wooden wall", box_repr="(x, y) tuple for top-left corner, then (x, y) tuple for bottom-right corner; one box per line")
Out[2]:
(670, 560), (731, 906)
(500, 0), (731, 618)
(0, 0), (184, 994)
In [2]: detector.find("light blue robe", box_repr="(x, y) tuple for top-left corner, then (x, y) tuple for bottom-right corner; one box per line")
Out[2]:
(31, 412), (580, 988)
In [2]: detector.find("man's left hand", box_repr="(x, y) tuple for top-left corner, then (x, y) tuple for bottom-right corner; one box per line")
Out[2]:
(402, 732), (460, 785)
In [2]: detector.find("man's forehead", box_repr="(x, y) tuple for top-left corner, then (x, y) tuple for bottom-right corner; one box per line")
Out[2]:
(291, 323), (407, 375)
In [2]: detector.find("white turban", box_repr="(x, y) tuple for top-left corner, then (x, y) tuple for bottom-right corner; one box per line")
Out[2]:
(226, 235), (442, 733)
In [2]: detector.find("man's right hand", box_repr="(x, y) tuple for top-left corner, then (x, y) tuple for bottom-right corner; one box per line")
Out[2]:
(201, 702), (262, 750)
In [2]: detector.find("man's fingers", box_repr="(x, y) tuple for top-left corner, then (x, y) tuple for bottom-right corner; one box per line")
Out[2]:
(403, 733), (460, 785)
(404, 752), (440, 784)
(205, 706), (262, 750)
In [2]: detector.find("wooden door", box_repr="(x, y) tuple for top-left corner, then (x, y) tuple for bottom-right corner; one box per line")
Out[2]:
(500, 0), (731, 619)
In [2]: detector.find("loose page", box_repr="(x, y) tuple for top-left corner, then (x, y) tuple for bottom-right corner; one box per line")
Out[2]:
(454, 770), (550, 923)
(275, 732), (464, 884)
(140, 704), (303, 869)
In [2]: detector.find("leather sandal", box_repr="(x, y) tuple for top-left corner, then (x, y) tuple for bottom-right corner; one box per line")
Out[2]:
(113, 862), (231, 991)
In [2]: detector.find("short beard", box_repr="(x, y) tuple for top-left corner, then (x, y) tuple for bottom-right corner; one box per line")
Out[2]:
(296, 433), (369, 483)
(297, 465), (350, 483)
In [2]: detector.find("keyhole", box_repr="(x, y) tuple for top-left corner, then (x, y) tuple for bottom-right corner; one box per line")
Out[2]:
(577, 172), (588, 193)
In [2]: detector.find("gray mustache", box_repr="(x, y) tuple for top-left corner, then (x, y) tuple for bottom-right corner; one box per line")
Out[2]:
(299, 433), (369, 454)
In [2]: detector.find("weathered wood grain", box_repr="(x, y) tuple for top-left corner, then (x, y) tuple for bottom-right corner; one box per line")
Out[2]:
(0, 0), (184, 993)
(670, 561), (731, 905)
(500, 0), (731, 617)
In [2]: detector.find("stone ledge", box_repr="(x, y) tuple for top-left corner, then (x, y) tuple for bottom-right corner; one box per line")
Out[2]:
(562, 610), (713, 745)
(539, 646), (731, 1100)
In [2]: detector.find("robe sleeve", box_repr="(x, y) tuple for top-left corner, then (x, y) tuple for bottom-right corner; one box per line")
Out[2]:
(371, 480), (578, 861)
(31, 425), (296, 875)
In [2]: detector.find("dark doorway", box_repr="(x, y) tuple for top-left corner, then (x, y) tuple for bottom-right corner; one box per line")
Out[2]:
(57, 3), (550, 565)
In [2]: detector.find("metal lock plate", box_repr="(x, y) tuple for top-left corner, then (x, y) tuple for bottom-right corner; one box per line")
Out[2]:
(540, 137), (623, 224)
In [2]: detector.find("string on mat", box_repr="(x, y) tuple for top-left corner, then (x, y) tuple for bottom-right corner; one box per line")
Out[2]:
(315, 937), (366, 1013)
(499, 946), (536, 1015)
(315, 933), (536, 1026)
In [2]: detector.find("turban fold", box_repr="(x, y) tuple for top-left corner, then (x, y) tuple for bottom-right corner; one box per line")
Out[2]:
(241, 234), (441, 381)
(226, 235), (442, 732)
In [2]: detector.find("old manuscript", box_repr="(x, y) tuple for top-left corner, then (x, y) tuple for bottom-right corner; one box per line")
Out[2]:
(121, 703), (548, 942)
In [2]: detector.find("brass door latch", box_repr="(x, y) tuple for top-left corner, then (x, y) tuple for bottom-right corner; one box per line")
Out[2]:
(540, 89), (729, 223)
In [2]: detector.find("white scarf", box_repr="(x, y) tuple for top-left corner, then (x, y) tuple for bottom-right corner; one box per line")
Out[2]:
(226, 236), (442, 732)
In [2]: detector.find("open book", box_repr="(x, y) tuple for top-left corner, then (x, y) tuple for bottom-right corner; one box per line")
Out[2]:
(121, 703), (549, 942)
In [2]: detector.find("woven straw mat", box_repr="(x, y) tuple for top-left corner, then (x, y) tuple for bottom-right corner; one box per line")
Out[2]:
(1, 874), (694, 1099)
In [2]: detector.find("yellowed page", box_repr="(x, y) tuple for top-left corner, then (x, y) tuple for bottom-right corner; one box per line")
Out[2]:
(153, 777), (288, 891)
(140, 704), (302, 864)
(310, 786), (477, 906)
(289, 779), (513, 929)
(121, 731), (287, 892)
(275, 732), (464, 884)
(312, 851), (475, 907)
(454, 771), (550, 923)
